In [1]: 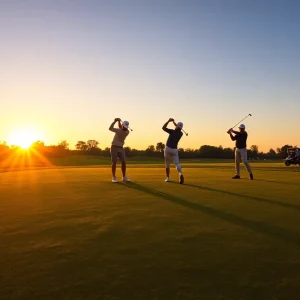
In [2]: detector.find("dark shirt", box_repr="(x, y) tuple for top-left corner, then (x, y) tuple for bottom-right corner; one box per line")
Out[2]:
(163, 128), (183, 149)
(231, 131), (247, 149)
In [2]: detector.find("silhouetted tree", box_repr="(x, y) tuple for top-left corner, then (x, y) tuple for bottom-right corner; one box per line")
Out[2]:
(0, 141), (8, 150)
(0, 136), (290, 161)
(130, 148), (142, 157)
(276, 144), (293, 159)
(52, 140), (70, 156)
(250, 145), (258, 154)
(58, 140), (69, 150)
(222, 147), (234, 159)
(156, 142), (165, 153)
(146, 145), (155, 152)
(146, 145), (155, 157)
(266, 148), (277, 159)
(0, 142), (9, 159)
(248, 145), (259, 159)
(102, 147), (111, 157)
(124, 147), (132, 157)
(87, 140), (99, 151)
(76, 141), (88, 152)
(199, 145), (223, 158)
(31, 141), (45, 152)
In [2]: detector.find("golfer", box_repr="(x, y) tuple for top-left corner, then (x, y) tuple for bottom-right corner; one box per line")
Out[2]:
(162, 118), (184, 184)
(109, 118), (131, 183)
(227, 124), (254, 180)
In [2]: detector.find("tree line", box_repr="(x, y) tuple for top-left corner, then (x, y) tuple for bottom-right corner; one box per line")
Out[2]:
(0, 140), (295, 160)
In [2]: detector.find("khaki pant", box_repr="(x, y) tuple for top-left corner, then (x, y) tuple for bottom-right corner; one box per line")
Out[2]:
(235, 148), (252, 175)
(164, 146), (182, 173)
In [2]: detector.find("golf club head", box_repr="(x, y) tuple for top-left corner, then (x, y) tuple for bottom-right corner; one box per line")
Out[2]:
(182, 129), (188, 136)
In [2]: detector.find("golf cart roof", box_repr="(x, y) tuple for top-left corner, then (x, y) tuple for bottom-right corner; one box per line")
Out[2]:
(287, 147), (300, 151)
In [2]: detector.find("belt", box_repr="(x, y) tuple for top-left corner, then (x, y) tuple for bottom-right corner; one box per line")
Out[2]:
(112, 145), (123, 149)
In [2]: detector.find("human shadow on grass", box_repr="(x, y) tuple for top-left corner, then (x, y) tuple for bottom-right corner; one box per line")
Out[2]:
(172, 182), (300, 212)
(181, 165), (300, 173)
(121, 182), (300, 246)
(255, 167), (300, 173)
(214, 165), (300, 173)
(254, 179), (297, 186)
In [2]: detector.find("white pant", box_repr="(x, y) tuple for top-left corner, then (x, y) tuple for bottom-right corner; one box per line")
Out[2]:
(235, 148), (252, 175)
(164, 146), (182, 173)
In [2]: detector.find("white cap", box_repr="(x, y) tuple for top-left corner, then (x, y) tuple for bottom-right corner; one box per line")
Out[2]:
(122, 121), (129, 128)
(239, 124), (245, 129)
(177, 122), (183, 128)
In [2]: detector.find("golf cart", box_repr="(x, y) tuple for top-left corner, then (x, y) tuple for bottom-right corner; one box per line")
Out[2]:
(285, 147), (300, 166)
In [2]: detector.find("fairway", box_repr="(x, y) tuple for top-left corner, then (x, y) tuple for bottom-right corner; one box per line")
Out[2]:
(1, 163), (300, 300)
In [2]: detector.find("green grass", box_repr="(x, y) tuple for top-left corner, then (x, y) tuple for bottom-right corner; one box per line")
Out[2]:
(1, 163), (300, 300)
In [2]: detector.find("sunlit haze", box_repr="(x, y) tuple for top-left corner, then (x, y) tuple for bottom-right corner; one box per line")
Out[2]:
(7, 128), (43, 149)
(1, 0), (300, 151)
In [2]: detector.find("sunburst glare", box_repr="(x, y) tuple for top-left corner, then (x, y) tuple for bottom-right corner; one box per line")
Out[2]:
(8, 129), (42, 149)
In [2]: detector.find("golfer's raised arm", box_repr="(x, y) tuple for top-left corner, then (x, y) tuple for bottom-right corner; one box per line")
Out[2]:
(109, 119), (118, 132)
(229, 132), (237, 140)
(231, 130), (239, 134)
(162, 119), (172, 133)
(162, 120), (169, 130)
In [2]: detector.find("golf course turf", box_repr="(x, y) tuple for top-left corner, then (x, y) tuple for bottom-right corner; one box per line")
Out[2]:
(1, 162), (300, 299)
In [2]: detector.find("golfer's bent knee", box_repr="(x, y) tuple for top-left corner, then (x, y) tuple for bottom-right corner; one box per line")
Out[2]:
(175, 163), (182, 173)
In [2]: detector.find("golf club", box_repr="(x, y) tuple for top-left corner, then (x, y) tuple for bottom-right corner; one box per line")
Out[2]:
(173, 119), (188, 136)
(120, 119), (133, 132)
(182, 129), (188, 136)
(230, 113), (252, 131)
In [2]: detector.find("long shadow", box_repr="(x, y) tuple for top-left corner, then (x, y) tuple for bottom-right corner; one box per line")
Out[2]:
(254, 179), (297, 186)
(188, 164), (300, 174)
(253, 167), (300, 173)
(121, 182), (300, 246)
(180, 164), (300, 173)
(174, 182), (300, 211)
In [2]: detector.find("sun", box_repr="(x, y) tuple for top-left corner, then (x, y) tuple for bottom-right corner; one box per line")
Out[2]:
(8, 129), (41, 149)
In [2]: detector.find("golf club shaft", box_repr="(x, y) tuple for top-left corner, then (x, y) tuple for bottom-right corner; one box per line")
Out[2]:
(173, 119), (188, 136)
(232, 114), (251, 129)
